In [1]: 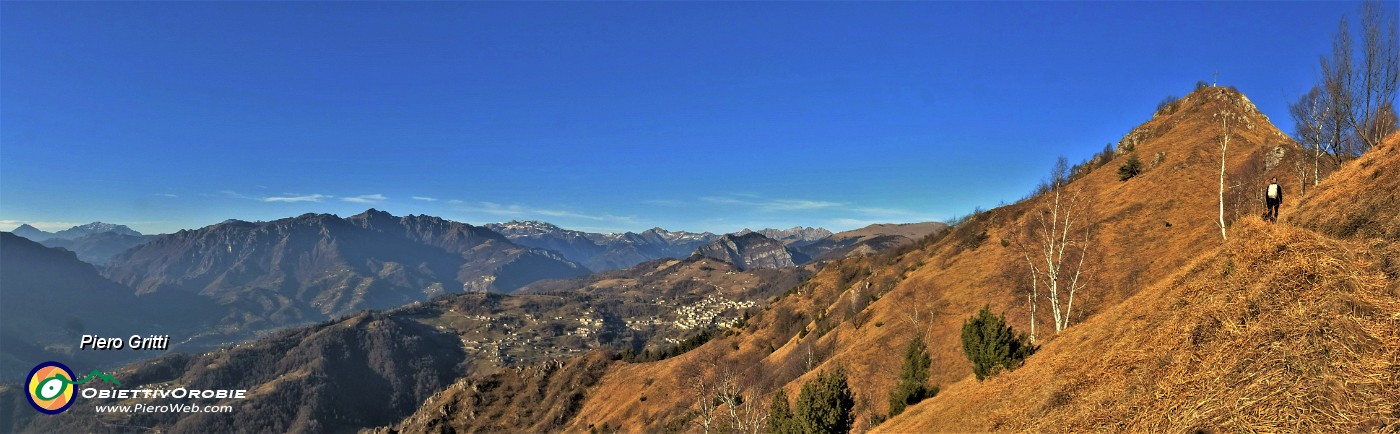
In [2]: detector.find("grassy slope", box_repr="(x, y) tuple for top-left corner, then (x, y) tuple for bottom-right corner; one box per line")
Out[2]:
(877, 218), (1399, 432)
(561, 86), (1322, 432)
(1287, 131), (1400, 241)
(879, 117), (1400, 433)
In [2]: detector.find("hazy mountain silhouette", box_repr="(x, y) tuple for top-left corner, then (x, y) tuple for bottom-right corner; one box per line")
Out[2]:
(39, 232), (159, 265)
(0, 232), (218, 381)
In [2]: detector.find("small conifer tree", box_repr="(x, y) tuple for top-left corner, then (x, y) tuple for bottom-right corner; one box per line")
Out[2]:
(767, 389), (797, 434)
(961, 305), (1037, 381)
(792, 368), (855, 434)
(1118, 153), (1143, 181)
(887, 335), (936, 417)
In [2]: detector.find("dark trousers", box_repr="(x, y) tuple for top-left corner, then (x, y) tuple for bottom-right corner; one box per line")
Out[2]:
(1266, 198), (1280, 221)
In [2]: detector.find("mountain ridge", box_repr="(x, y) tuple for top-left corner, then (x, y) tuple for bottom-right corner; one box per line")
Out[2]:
(9, 224), (54, 241)
(99, 209), (587, 343)
(10, 222), (144, 241)
(738, 226), (833, 245)
(485, 220), (722, 271)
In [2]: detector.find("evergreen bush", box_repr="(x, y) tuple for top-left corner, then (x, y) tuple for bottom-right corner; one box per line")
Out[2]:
(1118, 153), (1143, 181)
(887, 335), (937, 417)
(960, 305), (1037, 381)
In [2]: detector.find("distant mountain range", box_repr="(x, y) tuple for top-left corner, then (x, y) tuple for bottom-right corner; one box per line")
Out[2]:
(10, 218), (933, 273)
(684, 223), (948, 271)
(688, 222), (950, 270)
(482, 220), (948, 273)
(0, 210), (942, 385)
(797, 222), (950, 260)
(102, 210), (587, 330)
(11, 221), (142, 241)
(0, 210), (597, 378)
(10, 222), (157, 265)
(484, 221), (722, 271)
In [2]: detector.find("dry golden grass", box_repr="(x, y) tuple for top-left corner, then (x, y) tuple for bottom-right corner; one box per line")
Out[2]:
(557, 87), (1365, 433)
(1288, 131), (1400, 241)
(878, 218), (1399, 433)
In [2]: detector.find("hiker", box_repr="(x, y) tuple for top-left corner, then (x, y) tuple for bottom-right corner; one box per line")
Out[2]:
(1265, 177), (1283, 222)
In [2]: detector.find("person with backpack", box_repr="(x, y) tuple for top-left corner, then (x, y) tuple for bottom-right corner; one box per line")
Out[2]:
(1265, 177), (1283, 222)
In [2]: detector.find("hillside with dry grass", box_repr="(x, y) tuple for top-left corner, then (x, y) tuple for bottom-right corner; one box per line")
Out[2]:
(876, 218), (1399, 432)
(1288, 131), (1400, 241)
(871, 103), (1400, 433)
(877, 128), (1400, 432)
(552, 85), (1315, 432)
(369, 351), (615, 434)
(361, 85), (1351, 433)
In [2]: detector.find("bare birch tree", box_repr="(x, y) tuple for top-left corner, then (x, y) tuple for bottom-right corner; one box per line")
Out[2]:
(685, 350), (726, 434)
(1347, 1), (1400, 151)
(1289, 86), (1331, 188)
(1320, 2), (1399, 156)
(1012, 159), (1092, 342)
(1218, 115), (1230, 240)
(716, 378), (768, 434)
(690, 374), (719, 434)
(688, 356), (768, 434)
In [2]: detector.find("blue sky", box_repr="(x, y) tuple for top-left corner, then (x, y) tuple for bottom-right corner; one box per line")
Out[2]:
(0, 2), (1388, 235)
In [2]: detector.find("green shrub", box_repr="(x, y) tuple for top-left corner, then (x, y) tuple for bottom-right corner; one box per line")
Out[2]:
(785, 368), (855, 434)
(887, 335), (937, 418)
(1118, 153), (1143, 181)
(767, 389), (798, 434)
(960, 305), (1037, 381)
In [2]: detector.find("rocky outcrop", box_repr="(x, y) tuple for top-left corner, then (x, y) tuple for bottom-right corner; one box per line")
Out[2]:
(738, 226), (833, 245)
(691, 232), (801, 270)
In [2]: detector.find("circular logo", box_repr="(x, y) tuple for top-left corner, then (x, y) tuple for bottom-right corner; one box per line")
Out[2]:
(26, 361), (76, 414)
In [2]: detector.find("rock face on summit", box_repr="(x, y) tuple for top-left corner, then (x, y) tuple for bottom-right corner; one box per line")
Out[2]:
(52, 222), (143, 239)
(738, 226), (833, 245)
(692, 232), (803, 270)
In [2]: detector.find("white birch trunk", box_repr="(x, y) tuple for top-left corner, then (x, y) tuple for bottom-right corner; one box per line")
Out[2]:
(1219, 117), (1229, 241)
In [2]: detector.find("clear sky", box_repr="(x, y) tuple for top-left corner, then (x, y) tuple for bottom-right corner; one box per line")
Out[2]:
(1, 2), (1389, 235)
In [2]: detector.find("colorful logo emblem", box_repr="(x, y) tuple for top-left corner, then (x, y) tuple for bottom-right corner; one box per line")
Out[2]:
(27, 361), (77, 414)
